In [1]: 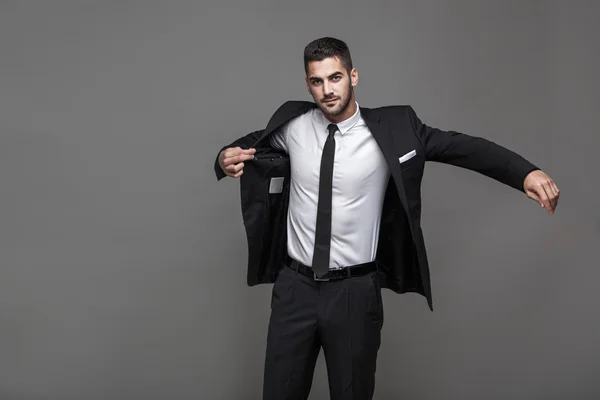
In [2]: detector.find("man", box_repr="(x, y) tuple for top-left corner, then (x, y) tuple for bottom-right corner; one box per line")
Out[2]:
(214, 37), (559, 399)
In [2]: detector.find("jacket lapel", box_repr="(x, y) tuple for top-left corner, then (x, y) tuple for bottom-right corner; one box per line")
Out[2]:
(361, 107), (411, 219)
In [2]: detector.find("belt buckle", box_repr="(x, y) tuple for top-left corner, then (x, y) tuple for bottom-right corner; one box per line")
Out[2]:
(313, 271), (330, 281)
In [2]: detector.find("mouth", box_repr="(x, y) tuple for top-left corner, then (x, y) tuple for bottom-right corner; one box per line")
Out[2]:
(323, 98), (338, 104)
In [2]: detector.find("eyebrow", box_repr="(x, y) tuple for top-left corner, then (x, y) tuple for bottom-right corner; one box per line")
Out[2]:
(309, 72), (344, 81)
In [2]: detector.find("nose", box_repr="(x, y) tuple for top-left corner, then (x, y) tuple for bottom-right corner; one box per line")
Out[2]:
(323, 81), (333, 96)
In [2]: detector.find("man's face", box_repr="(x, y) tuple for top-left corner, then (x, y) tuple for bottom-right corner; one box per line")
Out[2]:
(305, 56), (358, 119)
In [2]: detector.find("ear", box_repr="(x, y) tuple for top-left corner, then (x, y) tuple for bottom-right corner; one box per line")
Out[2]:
(305, 76), (311, 94)
(350, 68), (359, 87)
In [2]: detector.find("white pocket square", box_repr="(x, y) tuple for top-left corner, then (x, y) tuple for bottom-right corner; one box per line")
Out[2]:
(399, 149), (416, 164)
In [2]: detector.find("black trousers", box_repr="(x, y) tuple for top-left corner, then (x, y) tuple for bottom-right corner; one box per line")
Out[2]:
(263, 262), (384, 400)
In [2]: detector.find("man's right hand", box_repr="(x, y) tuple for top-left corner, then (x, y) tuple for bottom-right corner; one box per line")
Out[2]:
(218, 147), (256, 178)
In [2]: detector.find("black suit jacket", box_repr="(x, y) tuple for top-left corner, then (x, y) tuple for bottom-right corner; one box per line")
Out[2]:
(214, 101), (539, 310)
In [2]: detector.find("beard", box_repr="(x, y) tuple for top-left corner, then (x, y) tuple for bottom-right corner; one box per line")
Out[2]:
(318, 85), (353, 118)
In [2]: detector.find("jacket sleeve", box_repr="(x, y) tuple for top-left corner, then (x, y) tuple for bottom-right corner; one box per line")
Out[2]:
(214, 129), (264, 181)
(407, 106), (539, 192)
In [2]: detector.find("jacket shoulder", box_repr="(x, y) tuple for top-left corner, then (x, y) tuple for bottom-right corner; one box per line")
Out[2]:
(368, 104), (412, 116)
(263, 101), (316, 134)
(365, 104), (422, 125)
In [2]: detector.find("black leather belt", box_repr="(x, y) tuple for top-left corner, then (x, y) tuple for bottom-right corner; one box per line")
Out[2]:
(285, 255), (377, 281)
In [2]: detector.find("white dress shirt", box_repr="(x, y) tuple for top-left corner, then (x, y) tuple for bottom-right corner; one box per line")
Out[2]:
(270, 102), (391, 269)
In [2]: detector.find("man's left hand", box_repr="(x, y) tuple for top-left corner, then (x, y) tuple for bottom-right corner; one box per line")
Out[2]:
(523, 170), (560, 215)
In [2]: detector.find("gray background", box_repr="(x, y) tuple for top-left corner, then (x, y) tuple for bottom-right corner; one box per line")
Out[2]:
(0, 1), (598, 399)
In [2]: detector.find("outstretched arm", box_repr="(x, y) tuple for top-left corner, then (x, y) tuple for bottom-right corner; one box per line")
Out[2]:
(408, 106), (560, 214)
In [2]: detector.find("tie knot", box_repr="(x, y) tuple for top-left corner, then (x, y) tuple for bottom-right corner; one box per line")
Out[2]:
(327, 124), (338, 136)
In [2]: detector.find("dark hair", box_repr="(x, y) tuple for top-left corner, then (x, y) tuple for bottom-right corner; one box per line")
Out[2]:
(303, 37), (353, 75)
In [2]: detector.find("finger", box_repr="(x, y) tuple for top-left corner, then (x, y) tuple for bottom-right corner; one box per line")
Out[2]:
(224, 146), (244, 159)
(526, 189), (542, 206)
(227, 147), (254, 156)
(539, 184), (554, 214)
(531, 187), (547, 209)
(545, 181), (560, 212)
(552, 181), (560, 201)
(225, 164), (245, 177)
(225, 163), (237, 173)
(546, 182), (559, 212)
(224, 153), (254, 165)
(222, 148), (235, 159)
(227, 162), (244, 173)
(225, 163), (243, 174)
(553, 183), (560, 209)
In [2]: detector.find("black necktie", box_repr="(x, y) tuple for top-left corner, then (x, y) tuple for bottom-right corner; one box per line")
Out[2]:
(311, 123), (338, 277)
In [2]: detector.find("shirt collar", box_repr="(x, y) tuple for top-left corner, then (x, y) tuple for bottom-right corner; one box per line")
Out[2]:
(318, 101), (361, 135)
